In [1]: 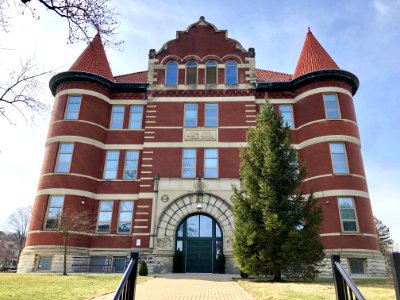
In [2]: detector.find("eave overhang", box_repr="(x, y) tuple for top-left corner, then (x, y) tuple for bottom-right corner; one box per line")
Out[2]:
(49, 71), (149, 96)
(256, 69), (359, 96)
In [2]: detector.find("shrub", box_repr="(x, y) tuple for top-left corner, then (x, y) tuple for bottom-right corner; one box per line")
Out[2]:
(240, 270), (249, 278)
(138, 261), (148, 276)
(173, 249), (184, 273)
(217, 252), (226, 274)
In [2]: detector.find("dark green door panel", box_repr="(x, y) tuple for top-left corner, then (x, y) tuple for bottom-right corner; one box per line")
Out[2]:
(186, 240), (213, 273)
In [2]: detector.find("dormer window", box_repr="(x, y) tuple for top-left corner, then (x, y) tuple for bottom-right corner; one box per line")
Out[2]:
(166, 61), (178, 85)
(205, 61), (217, 84)
(225, 60), (238, 84)
(186, 61), (198, 84)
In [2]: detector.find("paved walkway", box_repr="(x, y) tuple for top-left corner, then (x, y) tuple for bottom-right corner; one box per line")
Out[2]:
(93, 273), (255, 300)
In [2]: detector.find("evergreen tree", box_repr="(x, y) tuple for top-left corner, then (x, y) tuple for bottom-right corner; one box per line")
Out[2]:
(374, 216), (393, 276)
(233, 101), (324, 281)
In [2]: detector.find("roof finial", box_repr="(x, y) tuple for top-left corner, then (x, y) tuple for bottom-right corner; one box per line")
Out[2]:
(200, 16), (205, 21)
(308, 26), (311, 33)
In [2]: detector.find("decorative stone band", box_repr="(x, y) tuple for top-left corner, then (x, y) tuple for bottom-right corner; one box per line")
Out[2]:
(40, 172), (142, 182)
(304, 173), (366, 182)
(56, 89), (148, 105)
(320, 232), (377, 238)
(36, 188), (153, 200)
(27, 230), (152, 237)
(304, 189), (369, 199)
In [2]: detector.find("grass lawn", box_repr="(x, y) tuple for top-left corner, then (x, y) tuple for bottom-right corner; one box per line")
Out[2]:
(238, 278), (396, 300)
(0, 273), (151, 300)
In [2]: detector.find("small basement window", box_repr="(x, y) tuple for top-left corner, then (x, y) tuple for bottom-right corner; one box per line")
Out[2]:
(348, 258), (365, 275)
(38, 256), (52, 271)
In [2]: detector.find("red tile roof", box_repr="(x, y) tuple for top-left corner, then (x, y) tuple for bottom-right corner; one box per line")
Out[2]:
(69, 33), (114, 81)
(114, 71), (148, 83)
(256, 69), (292, 82)
(293, 28), (339, 79)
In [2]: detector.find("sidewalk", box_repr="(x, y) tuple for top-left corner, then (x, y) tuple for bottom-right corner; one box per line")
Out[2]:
(93, 273), (255, 300)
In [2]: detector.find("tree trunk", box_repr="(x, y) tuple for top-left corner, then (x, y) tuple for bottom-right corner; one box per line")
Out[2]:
(63, 234), (67, 276)
(273, 270), (282, 281)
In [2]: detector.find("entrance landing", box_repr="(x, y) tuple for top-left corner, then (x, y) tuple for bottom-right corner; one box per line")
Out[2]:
(93, 273), (255, 300)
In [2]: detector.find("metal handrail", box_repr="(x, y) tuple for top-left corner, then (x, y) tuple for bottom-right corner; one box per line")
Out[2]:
(113, 252), (139, 300)
(331, 254), (365, 300)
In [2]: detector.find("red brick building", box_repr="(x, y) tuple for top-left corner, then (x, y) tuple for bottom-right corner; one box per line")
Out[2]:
(18, 17), (384, 276)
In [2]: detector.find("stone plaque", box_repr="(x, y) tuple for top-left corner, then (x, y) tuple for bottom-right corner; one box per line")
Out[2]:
(184, 129), (217, 141)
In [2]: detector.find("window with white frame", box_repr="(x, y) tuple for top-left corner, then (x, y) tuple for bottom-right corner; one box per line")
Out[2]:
(225, 60), (238, 84)
(55, 143), (74, 173)
(37, 256), (52, 270)
(330, 143), (349, 174)
(205, 61), (217, 84)
(97, 201), (113, 233)
(117, 201), (134, 233)
(186, 61), (197, 84)
(184, 103), (197, 127)
(123, 151), (139, 179)
(182, 149), (196, 178)
(324, 94), (340, 119)
(205, 103), (218, 127)
(45, 195), (64, 229)
(129, 106), (143, 129)
(338, 197), (358, 232)
(348, 258), (365, 274)
(165, 61), (178, 85)
(204, 149), (218, 178)
(65, 95), (81, 120)
(103, 151), (120, 179)
(279, 105), (294, 128)
(110, 106), (125, 129)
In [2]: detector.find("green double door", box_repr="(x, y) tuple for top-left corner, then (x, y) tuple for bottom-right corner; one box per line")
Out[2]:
(186, 240), (213, 273)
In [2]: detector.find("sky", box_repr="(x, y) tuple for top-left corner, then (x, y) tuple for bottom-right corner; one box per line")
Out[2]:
(0, 0), (399, 244)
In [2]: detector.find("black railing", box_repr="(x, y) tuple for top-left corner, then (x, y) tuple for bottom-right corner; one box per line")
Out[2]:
(113, 252), (139, 300)
(331, 254), (365, 300)
(390, 252), (400, 300)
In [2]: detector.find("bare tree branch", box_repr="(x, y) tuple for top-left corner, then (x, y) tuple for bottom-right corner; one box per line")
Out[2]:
(6, 206), (32, 260)
(0, 56), (51, 124)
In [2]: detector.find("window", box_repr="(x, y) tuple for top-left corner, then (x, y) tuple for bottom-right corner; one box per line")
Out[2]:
(165, 61), (178, 85)
(45, 196), (64, 229)
(330, 143), (349, 174)
(182, 149), (196, 178)
(279, 105), (294, 128)
(324, 94), (340, 119)
(348, 258), (365, 274)
(37, 256), (52, 270)
(184, 103), (197, 127)
(117, 201), (134, 233)
(205, 103), (218, 127)
(129, 106), (143, 129)
(225, 60), (238, 84)
(205, 61), (217, 84)
(204, 149), (218, 178)
(65, 95), (81, 120)
(97, 201), (113, 232)
(123, 151), (139, 179)
(338, 197), (358, 232)
(103, 151), (120, 179)
(186, 61), (197, 84)
(55, 143), (74, 173)
(110, 106), (125, 129)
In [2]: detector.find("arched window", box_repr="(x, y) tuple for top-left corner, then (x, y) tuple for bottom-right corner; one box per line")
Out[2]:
(186, 61), (197, 84)
(205, 61), (217, 84)
(225, 60), (238, 85)
(165, 61), (178, 85)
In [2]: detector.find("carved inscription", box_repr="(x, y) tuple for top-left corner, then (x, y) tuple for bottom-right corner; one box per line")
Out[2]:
(184, 129), (217, 141)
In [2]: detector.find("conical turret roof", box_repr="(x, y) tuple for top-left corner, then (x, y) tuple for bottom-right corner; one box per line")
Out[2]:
(293, 28), (339, 78)
(69, 33), (114, 81)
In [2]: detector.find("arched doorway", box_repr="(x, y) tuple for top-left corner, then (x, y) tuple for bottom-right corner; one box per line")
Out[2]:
(175, 214), (223, 273)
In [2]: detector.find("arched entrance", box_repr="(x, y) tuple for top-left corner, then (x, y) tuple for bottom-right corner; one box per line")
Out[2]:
(176, 214), (223, 273)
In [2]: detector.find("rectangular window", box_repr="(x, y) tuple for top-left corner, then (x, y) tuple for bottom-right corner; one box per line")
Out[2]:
(97, 201), (113, 233)
(348, 258), (365, 274)
(45, 195), (64, 229)
(55, 143), (74, 173)
(37, 256), (52, 270)
(338, 197), (358, 232)
(182, 149), (196, 178)
(184, 103), (197, 127)
(129, 106), (143, 129)
(205, 103), (218, 127)
(330, 143), (349, 174)
(279, 105), (294, 128)
(324, 94), (340, 119)
(123, 151), (139, 179)
(117, 201), (134, 234)
(110, 106), (125, 129)
(204, 149), (218, 178)
(103, 151), (120, 179)
(65, 95), (81, 120)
